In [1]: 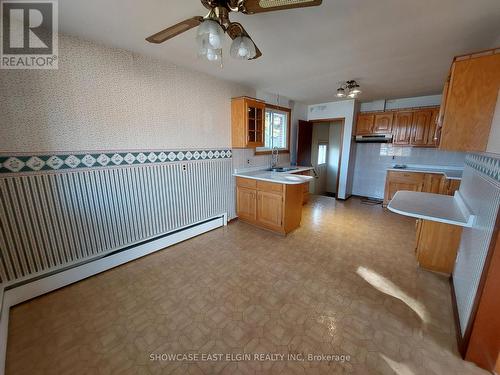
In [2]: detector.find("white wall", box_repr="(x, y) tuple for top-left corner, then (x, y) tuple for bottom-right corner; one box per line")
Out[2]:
(307, 99), (357, 199)
(486, 90), (500, 154)
(360, 94), (442, 112)
(0, 34), (253, 152)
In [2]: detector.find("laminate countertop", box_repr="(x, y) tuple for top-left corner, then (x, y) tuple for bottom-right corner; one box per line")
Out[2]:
(387, 190), (475, 227)
(387, 165), (463, 180)
(234, 166), (314, 185)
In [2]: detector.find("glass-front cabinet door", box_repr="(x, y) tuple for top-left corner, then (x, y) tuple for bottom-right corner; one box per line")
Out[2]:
(246, 100), (265, 147)
(231, 97), (265, 148)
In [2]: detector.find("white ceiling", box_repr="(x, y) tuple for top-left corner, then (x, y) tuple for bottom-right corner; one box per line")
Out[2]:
(59, 0), (500, 104)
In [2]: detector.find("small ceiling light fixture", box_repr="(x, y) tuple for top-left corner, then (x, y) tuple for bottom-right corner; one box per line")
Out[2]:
(336, 80), (362, 98)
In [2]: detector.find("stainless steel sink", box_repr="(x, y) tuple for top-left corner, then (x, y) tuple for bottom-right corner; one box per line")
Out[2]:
(267, 167), (298, 173)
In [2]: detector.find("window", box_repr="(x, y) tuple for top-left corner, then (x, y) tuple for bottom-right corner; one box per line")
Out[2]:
(256, 106), (290, 153)
(317, 143), (328, 165)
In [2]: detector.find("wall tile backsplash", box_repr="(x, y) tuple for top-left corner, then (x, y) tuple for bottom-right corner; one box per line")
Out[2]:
(352, 143), (466, 199)
(232, 149), (290, 171)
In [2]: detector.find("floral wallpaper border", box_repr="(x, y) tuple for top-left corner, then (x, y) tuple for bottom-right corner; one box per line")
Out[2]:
(0, 149), (232, 174)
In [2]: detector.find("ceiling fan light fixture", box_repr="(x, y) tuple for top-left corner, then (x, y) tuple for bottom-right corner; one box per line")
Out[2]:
(197, 20), (224, 49)
(337, 80), (361, 99)
(230, 36), (256, 60)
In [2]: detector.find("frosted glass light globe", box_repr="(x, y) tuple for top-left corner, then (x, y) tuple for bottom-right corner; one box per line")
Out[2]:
(230, 36), (256, 60)
(197, 20), (223, 49)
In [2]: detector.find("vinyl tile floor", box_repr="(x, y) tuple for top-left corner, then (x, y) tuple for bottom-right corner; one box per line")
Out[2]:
(5, 196), (489, 374)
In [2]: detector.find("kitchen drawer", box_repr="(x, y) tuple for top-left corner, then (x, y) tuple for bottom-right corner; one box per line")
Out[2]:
(236, 177), (257, 189)
(257, 180), (283, 194)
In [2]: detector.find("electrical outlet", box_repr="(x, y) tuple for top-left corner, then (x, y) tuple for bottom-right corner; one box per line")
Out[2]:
(182, 164), (187, 171)
(247, 159), (251, 165)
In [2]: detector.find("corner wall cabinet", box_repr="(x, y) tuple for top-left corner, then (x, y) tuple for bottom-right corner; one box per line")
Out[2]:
(236, 177), (303, 234)
(231, 97), (265, 148)
(437, 48), (500, 152)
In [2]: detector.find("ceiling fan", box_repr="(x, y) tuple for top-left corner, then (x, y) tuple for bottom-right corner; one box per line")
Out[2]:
(146, 0), (322, 61)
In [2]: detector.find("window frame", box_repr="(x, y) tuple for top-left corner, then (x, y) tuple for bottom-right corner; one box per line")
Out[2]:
(317, 142), (328, 166)
(255, 104), (291, 155)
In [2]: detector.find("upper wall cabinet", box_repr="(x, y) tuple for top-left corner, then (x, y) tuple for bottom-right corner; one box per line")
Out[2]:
(356, 113), (375, 135)
(231, 97), (265, 148)
(410, 109), (438, 146)
(373, 113), (394, 134)
(437, 49), (500, 152)
(356, 108), (438, 147)
(393, 111), (414, 145)
(356, 113), (394, 135)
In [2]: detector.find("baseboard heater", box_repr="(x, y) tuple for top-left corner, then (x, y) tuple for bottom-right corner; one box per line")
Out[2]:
(0, 214), (226, 375)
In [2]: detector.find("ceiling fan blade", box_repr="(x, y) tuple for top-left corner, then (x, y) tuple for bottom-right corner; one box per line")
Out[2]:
(227, 23), (262, 60)
(242, 0), (322, 14)
(146, 16), (204, 44)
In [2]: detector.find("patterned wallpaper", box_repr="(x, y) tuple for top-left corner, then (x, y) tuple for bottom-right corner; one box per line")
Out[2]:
(0, 34), (254, 153)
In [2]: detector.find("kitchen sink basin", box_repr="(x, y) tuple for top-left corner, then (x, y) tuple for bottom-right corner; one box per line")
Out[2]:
(267, 167), (298, 172)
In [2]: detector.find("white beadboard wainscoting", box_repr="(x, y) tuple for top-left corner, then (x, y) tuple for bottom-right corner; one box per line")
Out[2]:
(352, 143), (466, 199)
(0, 150), (235, 374)
(452, 153), (500, 336)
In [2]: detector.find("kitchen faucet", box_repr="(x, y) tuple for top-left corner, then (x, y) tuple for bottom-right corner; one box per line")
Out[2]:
(271, 146), (279, 168)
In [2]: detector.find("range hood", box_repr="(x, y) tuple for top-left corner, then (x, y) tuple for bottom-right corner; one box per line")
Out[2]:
(355, 134), (393, 143)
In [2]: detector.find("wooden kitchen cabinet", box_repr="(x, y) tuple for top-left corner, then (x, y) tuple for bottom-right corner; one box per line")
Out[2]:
(393, 111), (414, 145)
(231, 97), (265, 148)
(236, 186), (257, 221)
(295, 170), (312, 204)
(236, 177), (303, 234)
(356, 113), (375, 135)
(410, 109), (434, 146)
(439, 178), (461, 196)
(384, 171), (424, 205)
(415, 219), (463, 274)
(438, 49), (500, 152)
(423, 173), (444, 194)
(256, 190), (283, 231)
(384, 170), (461, 205)
(356, 112), (394, 135)
(373, 113), (394, 134)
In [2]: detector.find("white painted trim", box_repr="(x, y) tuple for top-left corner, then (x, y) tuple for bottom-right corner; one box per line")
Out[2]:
(0, 216), (225, 375)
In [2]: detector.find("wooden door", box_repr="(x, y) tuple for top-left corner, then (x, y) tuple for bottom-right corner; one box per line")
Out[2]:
(236, 187), (257, 222)
(356, 114), (375, 135)
(257, 191), (283, 230)
(440, 53), (500, 152)
(297, 120), (313, 166)
(411, 110), (433, 146)
(423, 173), (443, 193)
(393, 111), (414, 145)
(373, 113), (394, 134)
